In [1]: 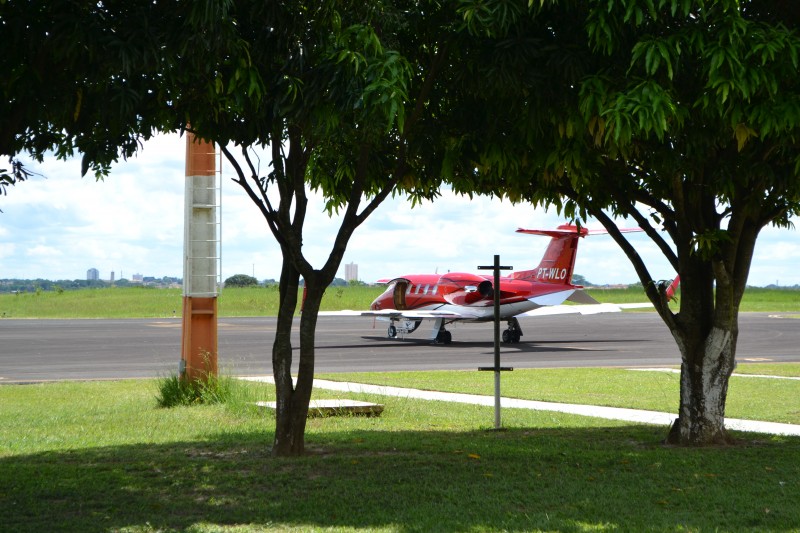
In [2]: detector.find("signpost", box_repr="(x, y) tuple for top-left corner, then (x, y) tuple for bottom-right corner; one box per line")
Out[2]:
(477, 255), (513, 429)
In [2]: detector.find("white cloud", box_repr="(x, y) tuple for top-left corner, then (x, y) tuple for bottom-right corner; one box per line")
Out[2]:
(1, 132), (797, 287)
(749, 225), (800, 286)
(26, 244), (63, 258)
(0, 241), (15, 260)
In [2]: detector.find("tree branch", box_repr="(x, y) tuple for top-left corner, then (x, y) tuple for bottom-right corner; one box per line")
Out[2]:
(581, 200), (678, 328)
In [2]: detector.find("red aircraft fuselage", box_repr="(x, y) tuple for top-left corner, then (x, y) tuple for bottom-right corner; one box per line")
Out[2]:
(352, 224), (658, 344)
(370, 225), (589, 322)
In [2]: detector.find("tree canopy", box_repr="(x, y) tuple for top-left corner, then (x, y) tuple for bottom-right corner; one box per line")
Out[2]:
(451, 0), (800, 444)
(224, 274), (259, 288)
(172, 0), (461, 455)
(1, 0), (461, 456)
(0, 0), (253, 182)
(5, 0), (799, 449)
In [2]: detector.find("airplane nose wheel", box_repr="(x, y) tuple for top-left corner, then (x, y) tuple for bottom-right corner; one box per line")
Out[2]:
(388, 325), (397, 338)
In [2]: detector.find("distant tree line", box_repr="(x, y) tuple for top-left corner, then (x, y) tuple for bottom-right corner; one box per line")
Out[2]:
(225, 275), (359, 288)
(0, 277), (182, 293)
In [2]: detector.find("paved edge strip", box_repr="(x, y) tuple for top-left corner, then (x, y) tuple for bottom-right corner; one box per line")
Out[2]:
(239, 376), (800, 437)
(629, 368), (800, 381)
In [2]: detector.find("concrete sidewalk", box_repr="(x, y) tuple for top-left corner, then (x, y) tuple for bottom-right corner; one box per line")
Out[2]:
(241, 376), (800, 437)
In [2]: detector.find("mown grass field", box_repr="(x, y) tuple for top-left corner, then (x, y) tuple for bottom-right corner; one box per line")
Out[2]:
(2, 287), (800, 531)
(2, 372), (799, 533)
(0, 285), (383, 318)
(319, 364), (800, 425)
(1, 284), (799, 318)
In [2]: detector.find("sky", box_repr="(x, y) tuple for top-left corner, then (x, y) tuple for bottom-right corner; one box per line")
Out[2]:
(2, 132), (799, 287)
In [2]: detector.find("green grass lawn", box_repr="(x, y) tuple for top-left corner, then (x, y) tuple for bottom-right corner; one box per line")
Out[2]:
(2, 284), (799, 319)
(319, 364), (800, 425)
(2, 376), (799, 533)
(0, 285), (388, 319)
(3, 288), (800, 531)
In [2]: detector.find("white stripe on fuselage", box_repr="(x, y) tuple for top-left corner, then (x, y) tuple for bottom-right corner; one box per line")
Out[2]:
(413, 289), (576, 322)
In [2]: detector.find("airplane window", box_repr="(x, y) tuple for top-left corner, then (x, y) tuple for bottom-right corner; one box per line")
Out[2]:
(423, 284), (430, 294)
(407, 285), (413, 294)
(431, 285), (438, 294)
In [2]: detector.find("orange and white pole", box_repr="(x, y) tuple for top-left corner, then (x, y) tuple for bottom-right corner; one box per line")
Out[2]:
(180, 132), (219, 382)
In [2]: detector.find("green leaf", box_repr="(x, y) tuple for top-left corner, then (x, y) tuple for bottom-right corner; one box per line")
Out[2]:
(734, 123), (758, 152)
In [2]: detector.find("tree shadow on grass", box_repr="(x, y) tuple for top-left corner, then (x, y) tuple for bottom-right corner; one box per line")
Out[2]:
(2, 425), (799, 532)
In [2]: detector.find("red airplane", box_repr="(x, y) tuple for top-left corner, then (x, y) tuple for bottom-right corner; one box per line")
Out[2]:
(338, 224), (655, 344)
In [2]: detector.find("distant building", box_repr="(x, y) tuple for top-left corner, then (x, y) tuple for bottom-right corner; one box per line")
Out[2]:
(345, 262), (358, 283)
(110, 271), (115, 283)
(87, 268), (99, 281)
(132, 273), (144, 283)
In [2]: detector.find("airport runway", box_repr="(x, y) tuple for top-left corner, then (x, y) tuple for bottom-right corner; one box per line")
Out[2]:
(1, 312), (798, 383)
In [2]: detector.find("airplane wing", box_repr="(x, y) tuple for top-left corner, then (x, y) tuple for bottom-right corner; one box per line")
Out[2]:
(616, 303), (657, 309)
(319, 309), (464, 319)
(517, 302), (652, 317)
(321, 302), (652, 319)
(566, 290), (601, 304)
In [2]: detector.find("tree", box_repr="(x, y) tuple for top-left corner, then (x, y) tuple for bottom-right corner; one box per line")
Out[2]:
(453, 0), (800, 445)
(177, 1), (458, 455)
(224, 274), (259, 288)
(571, 274), (591, 287)
(0, 0), (253, 187)
(1, 158), (32, 204)
(2, 0), (460, 456)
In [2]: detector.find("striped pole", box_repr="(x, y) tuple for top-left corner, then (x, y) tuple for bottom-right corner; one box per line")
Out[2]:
(180, 132), (218, 382)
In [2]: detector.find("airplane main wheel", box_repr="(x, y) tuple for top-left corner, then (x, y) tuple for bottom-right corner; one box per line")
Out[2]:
(388, 325), (397, 338)
(502, 330), (512, 343)
(436, 330), (452, 344)
(502, 330), (521, 344)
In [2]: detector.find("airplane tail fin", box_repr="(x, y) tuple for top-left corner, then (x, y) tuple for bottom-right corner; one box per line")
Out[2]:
(512, 224), (588, 284)
(665, 275), (680, 301)
(513, 224), (643, 284)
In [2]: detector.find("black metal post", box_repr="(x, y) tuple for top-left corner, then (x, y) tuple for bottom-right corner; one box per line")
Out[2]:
(478, 255), (512, 429)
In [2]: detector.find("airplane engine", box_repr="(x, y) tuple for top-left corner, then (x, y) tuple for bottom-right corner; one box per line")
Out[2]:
(439, 273), (494, 306)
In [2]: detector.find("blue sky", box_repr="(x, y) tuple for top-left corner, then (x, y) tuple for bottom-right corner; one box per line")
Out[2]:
(2, 132), (798, 287)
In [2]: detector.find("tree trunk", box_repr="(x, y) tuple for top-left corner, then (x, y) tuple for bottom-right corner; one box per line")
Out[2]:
(271, 262), (309, 456)
(665, 324), (738, 445)
(271, 262), (326, 457)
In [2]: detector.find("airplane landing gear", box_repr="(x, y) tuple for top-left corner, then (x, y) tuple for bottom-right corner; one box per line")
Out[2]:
(435, 329), (453, 344)
(388, 320), (422, 339)
(502, 317), (523, 344)
(428, 317), (453, 344)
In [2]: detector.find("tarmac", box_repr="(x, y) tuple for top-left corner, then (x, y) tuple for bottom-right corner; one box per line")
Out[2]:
(240, 374), (800, 437)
